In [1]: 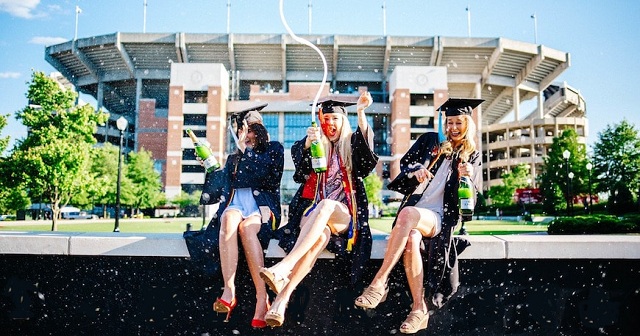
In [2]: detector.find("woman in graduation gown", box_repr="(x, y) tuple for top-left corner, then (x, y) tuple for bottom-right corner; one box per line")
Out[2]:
(259, 91), (377, 327)
(354, 98), (484, 334)
(203, 106), (284, 328)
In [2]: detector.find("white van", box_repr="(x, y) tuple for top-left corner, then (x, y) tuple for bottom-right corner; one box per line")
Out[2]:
(60, 207), (97, 220)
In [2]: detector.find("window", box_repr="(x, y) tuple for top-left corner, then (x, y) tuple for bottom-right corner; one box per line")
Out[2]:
(184, 91), (208, 104)
(284, 114), (311, 148)
(184, 114), (206, 126)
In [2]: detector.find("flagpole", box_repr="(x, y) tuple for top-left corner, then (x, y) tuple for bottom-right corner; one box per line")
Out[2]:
(74, 6), (82, 40)
(382, 0), (387, 36)
(143, 0), (147, 33)
(531, 13), (538, 44)
(466, 5), (471, 37)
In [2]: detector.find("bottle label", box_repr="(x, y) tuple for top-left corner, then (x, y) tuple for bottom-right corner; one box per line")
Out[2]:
(311, 157), (327, 172)
(203, 157), (219, 172)
(460, 198), (474, 210)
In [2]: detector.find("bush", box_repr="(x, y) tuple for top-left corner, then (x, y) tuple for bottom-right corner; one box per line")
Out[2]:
(547, 214), (639, 234)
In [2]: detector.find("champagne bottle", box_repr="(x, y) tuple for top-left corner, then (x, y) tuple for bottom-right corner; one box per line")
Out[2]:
(458, 175), (474, 221)
(309, 121), (327, 172)
(186, 129), (220, 173)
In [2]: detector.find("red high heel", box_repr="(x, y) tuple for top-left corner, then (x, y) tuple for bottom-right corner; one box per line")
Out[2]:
(213, 297), (237, 322)
(251, 319), (267, 328)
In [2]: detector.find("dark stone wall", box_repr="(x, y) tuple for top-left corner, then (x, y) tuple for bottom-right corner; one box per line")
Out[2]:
(1, 255), (638, 335)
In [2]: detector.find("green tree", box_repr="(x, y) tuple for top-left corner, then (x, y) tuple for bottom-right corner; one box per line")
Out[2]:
(126, 149), (164, 215)
(488, 164), (531, 207)
(11, 71), (107, 230)
(591, 120), (640, 213)
(364, 172), (383, 207)
(170, 191), (200, 215)
(0, 113), (31, 214)
(539, 129), (588, 215)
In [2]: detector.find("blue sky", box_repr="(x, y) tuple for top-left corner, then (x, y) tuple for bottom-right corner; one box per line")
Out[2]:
(1, 0), (639, 151)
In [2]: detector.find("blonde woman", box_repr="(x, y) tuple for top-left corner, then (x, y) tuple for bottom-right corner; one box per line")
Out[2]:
(259, 91), (377, 327)
(354, 98), (483, 334)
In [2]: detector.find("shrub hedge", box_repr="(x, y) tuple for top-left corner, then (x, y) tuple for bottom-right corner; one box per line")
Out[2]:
(547, 214), (640, 234)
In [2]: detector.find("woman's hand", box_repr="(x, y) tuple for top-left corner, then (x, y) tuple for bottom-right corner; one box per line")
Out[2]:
(357, 91), (373, 112)
(413, 167), (434, 183)
(237, 120), (248, 152)
(458, 162), (473, 177)
(304, 124), (323, 149)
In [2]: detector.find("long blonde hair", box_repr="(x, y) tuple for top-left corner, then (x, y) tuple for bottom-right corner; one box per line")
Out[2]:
(321, 114), (354, 173)
(438, 115), (477, 162)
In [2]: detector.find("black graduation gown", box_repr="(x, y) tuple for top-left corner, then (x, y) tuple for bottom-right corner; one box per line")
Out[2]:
(185, 141), (284, 275)
(276, 127), (379, 284)
(387, 132), (482, 308)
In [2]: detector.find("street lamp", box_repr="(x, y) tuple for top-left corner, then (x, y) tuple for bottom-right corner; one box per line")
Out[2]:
(114, 116), (128, 232)
(586, 162), (593, 215)
(563, 150), (571, 216)
(568, 171), (574, 216)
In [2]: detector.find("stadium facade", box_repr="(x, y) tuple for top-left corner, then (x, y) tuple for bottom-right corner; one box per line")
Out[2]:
(45, 33), (587, 202)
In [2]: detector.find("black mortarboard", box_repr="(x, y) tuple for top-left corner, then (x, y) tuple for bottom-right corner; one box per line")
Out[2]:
(313, 97), (358, 115)
(229, 103), (267, 127)
(438, 98), (484, 117)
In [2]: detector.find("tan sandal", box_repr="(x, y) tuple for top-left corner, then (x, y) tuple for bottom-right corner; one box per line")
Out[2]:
(264, 300), (287, 327)
(399, 310), (429, 334)
(354, 283), (389, 309)
(259, 267), (290, 295)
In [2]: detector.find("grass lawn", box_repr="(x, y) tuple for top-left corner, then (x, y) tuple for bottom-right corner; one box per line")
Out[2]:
(1, 217), (548, 235)
(368, 217), (548, 235)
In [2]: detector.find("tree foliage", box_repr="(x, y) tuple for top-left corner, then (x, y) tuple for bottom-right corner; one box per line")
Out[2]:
(0, 114), (31, 213)
(10, 71), (107, 230)
(364, 172), (383, 207)
(591, 119), (640, 213)
(126, 149), (164, 213)
(488, 164), (531, 206)
(538, 129), (588, 215)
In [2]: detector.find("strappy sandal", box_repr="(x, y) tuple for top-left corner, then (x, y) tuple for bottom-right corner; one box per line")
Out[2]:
(212, 297), (237, 322)
(399, 310), (429, 334)
(259, 267), (290, 295)
(265, 300), (287, 327)
(354, 283), (389, 309)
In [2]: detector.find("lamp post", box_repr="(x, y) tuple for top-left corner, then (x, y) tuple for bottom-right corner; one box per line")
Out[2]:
(568, 171), (574, 216)
(563, 150), (571, 216)
(586, 162), (593, 215)
(114, 116), (128, 232)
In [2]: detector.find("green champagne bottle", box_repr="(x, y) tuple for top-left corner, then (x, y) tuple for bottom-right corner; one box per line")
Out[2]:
(186, 129), (220, 173)
(458, 175), (474, 220)
(309, 121), (327, 172)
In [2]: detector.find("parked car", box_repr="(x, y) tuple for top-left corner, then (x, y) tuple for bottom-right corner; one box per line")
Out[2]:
(0, 214), (16, 221)
(66, 211), (97, 220)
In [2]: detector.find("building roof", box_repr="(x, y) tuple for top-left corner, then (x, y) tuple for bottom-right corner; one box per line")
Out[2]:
(45, 32), (571, 124)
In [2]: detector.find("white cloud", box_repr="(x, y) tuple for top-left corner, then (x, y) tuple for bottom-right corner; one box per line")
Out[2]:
(0, 0), (40, 19)
(29, 36), (67, 46)
(0, 72), (21, 79)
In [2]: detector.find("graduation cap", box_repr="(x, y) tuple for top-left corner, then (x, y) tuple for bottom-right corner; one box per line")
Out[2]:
(438, 98), (484, 117)
(312, 97), (358, 115)
(229, 103), (268, 128)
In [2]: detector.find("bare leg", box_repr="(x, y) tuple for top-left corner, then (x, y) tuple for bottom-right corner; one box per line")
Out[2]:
(268, 200), (350, 276)
(239, 216), (269, 322)
(218, 209), (242, 304)
(266, 227), (334, 326)
(368, 207), (428, 289)
(403, 229), (428, 312)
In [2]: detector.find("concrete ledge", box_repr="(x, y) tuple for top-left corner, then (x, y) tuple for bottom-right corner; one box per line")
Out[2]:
(2, 231), (640, 259)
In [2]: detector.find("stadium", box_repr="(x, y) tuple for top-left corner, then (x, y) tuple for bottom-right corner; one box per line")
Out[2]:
(45, 32), (587, 202)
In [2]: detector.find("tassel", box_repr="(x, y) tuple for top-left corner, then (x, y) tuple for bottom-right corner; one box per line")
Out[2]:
(437, 110), (446, 143)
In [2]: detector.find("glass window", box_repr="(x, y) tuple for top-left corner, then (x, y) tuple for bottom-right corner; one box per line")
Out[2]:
(284, 114), (310, 148)
(182, 149), (197, 161)
(182, 165), (205, 173)
(262, 113), (279, 141)
(184, 114), (206, 126)
(184, 91), (208, 104)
